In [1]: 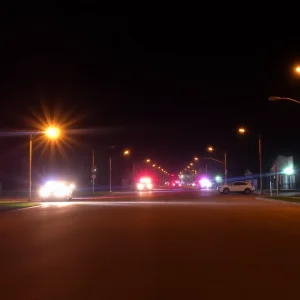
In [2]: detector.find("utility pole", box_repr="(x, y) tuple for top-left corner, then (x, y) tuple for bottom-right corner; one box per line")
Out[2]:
(109, 157), (112, 192)
(224, 152), (227, 184)
(258, 135), (262, 194)
(29, 134), (33, 201)
(92, 150), (95, 195)
(109, 146), (116, 192)
(132, 163), (135, 187)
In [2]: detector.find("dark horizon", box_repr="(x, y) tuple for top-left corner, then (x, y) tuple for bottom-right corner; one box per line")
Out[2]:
(0, 14), (300, 189)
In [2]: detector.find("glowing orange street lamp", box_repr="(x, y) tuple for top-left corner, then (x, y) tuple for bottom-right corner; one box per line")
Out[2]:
(238, 127), (246, 134)
(237, 126), (263, 194)
(206, 145), (227, 184)
(45, 127), (60, 139)
(123, 149), (130, 156)
(295, 66), (300, 74)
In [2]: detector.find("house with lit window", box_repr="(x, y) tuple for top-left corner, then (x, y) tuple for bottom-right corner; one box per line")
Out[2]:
(270, 156), (296, 190)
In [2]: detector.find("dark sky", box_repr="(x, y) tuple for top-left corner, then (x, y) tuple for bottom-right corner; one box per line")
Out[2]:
(0, 12), (299, 187)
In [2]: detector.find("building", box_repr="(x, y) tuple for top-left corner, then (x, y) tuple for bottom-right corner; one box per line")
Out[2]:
(270, 156), (296, 190)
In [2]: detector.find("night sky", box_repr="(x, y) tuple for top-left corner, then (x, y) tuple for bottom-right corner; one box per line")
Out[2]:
(0, 13), (299, 188)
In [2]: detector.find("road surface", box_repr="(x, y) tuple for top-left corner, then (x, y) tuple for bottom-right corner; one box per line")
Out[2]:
(1, 189), (300, 299)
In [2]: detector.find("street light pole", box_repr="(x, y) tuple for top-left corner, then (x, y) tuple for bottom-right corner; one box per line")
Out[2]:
(258, 135), (263, 194)
(109, 157), (112, 192)
(224, 152), (227, 184)
(92, 151), (95, 195)
(132, 163), (135, 187)
(28, 127), (60, 201)
(205, 147), (227, 184)
(238, 127), (262, 192)
(29, 134), (33, 201)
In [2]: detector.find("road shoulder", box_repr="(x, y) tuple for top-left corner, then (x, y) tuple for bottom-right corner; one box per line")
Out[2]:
(256, 196), (300, 206)
(0, 202), (40, 211)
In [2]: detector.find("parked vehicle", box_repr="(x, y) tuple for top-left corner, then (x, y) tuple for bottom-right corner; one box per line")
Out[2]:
(218, 181), (255, 194)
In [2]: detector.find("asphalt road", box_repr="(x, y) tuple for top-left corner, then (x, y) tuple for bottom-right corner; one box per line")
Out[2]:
(1, 189), (300, 299)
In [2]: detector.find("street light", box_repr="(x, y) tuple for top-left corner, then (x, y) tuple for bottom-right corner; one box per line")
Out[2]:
(123, 149), (135, 188)
(194, 157), (199, 161)
(238, 127), (246, 134)
(206, 146), (227, 184)
(295, 66), (300, 73)
(29, 126), (60, 201)
(123, 149), (130, 155)
(238, 127), (262, 194)
(45, 127), (60, 139)
(269, 96), (300, 105)
(146, 159), (151, 163)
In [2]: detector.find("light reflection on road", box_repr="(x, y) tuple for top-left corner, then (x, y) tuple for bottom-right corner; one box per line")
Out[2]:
(39, 199), (257, 208)
(41, 202), (73, 208)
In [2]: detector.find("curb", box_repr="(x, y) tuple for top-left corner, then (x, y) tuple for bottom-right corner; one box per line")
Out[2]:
(18, 205), (41, 210)
(0, 204), (41, 212)
(256, 197), (300, 206)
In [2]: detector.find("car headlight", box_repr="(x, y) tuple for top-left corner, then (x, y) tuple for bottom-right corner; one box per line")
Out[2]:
(146, 183), (153, 189)
(40, 188), (50, 197)
(54, 184), (69, 197)
(137, 183), (144, 190)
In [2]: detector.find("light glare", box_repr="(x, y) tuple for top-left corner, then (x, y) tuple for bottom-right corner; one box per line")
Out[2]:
(215, 176), (222, 182)
(238, 128), (246, 134)
(123, 149), (130, 155)
(283, 167), (294, 175)
(45, 127), (60, 139)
